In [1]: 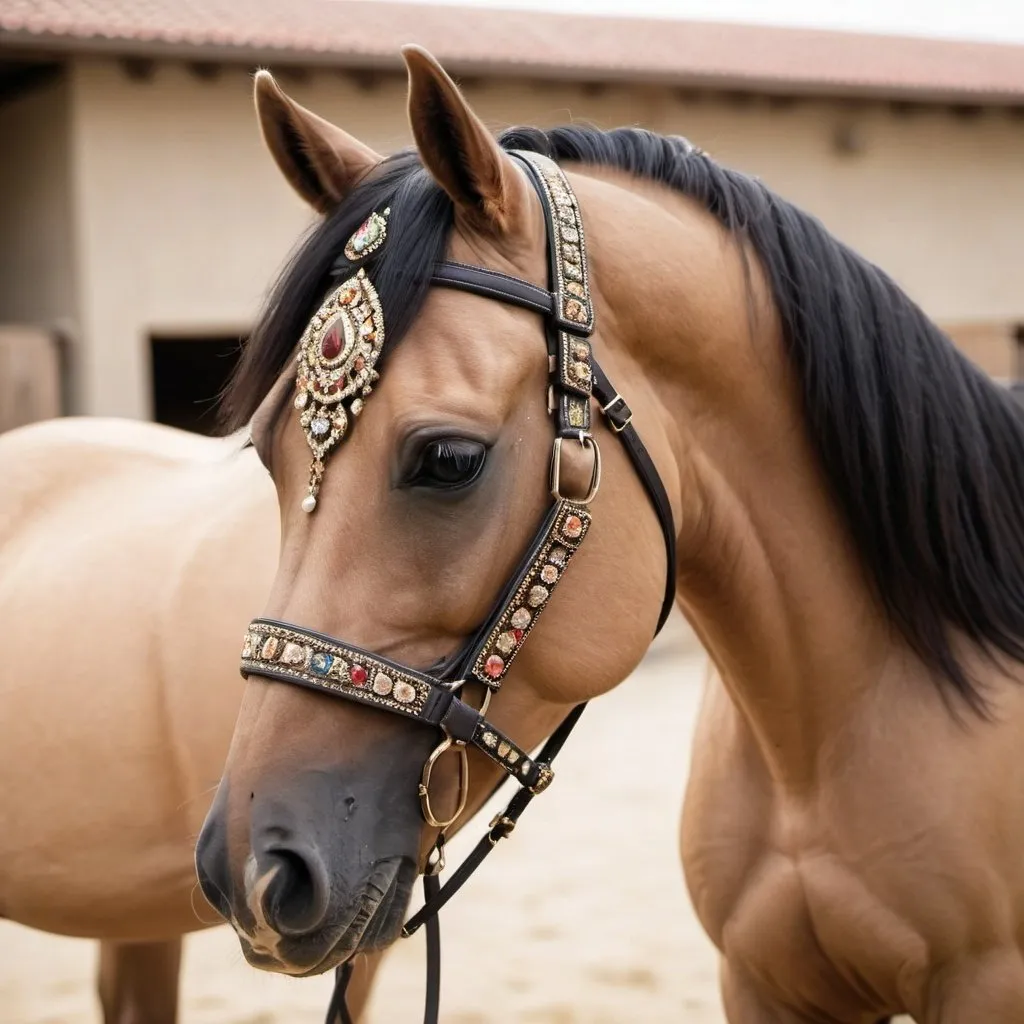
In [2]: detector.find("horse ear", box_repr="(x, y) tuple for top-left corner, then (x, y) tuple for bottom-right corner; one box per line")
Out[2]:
(401, 45), (531, 235)
(253, 70), (382, 214)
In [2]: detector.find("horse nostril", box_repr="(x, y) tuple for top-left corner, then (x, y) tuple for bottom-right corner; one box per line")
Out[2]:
(259, 844), (331, 937)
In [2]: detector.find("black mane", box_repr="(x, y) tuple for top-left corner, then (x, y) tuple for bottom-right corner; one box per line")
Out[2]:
(224, 124), (1024, 712)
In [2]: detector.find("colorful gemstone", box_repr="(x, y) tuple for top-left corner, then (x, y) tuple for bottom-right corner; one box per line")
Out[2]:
(281, 642), (307, 666)
(343, 209), (389, 261)
(484, 654), (505, 678)
(510, 607), (531, 630)
(309, 652), (333, 675)
(528, 585), (549, 608)
(497, 741), (511, 758)
(513, 628), (524, 643)
(339, 285), (359, 304)
(549, 545), (568, 565)
(354, 355), (365, 371)
(482, 731), (498, 748)
(562, 515), (583, 539)
(321, 326), (343, 360)
(260, 636), (279, 660)
(350, 664), (368, 687)
(393, 680), (417, 704)
(495, 632), (517, 655)
(541, 564), (559, 584)
(565, 300), (588, 323)
(373, 672), (393, 696)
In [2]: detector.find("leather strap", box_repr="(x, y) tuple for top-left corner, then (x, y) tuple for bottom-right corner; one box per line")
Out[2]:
(432, 261), (555, 318)
(591, 361), (677, 634)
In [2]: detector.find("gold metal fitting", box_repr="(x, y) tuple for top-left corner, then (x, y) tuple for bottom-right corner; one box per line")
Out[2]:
(419, 736), (470, 829)
(529, 764), (555, 795)
(550, 433), (601, 504)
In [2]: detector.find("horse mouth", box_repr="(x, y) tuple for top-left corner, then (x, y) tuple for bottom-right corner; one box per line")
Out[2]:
(239, 856), (414, 976)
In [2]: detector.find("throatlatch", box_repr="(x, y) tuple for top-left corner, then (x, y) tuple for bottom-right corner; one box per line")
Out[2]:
(239, 151), (677, 1024)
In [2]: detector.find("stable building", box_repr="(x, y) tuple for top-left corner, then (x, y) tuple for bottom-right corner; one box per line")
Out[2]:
(1, 0), (1023, 433)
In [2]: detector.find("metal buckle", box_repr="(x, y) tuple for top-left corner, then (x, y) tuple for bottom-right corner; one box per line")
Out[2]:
(487, 813), (516, 844)
(419, 735), (470, 830)
(529, 764), (555, 795)
(600, 393), (632, 433)
(550, 433), (601, 504)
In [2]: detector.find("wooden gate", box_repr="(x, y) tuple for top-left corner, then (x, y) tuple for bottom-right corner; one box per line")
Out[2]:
(0, 325), (63, 434)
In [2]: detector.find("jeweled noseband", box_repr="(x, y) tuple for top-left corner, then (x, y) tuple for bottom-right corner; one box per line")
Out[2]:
(240, 152), (677, 1024)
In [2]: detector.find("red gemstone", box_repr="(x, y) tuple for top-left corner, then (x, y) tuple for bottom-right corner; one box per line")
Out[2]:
(513, 628), (524, 643)
(321, 327), (342, 360)
(353, 355), (365, 371)
(350, 665), (368, 686)
(484, 655), (505, 679)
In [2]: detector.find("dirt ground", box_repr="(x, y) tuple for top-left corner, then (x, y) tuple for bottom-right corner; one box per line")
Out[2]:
(0, 620), (910, 1023)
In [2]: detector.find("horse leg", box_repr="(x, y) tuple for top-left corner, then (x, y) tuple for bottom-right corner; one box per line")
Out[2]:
(97, 937), (181, 1024)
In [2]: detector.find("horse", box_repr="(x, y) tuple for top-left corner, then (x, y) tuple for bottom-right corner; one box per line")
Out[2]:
(0, 416), (383, 1022)
(195, 45), (1024, 1023)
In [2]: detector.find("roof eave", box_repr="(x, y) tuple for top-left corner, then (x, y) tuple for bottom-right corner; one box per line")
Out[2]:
(2, 30), (1022, 107)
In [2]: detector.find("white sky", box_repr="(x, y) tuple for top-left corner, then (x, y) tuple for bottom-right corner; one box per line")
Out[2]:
(382, 0), (1024, 44)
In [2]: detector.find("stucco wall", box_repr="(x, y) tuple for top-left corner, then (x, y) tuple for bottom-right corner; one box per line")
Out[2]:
(0, 73), (75, 328)
(65, 59), (1024, 418)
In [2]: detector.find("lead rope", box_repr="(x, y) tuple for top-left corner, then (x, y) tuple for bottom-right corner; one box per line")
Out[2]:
(325, 703), (588, 1024)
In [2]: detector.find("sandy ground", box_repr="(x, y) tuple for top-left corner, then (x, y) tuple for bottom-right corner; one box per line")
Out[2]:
(0, 621), (910, 1023)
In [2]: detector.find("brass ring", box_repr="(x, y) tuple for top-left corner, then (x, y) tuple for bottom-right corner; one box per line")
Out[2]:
(419, 736), (470, 830)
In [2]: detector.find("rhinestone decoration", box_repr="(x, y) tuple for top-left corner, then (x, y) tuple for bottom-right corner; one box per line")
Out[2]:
(240, 623), (429, 717)
(563, 515), (583, 539)
(281, 642), (307, 666)
(496, 631), (517, 654)
(393, 681), (417, 704)
(471, 502), (591, 686)
(510, 607), (532, 630)
(343, 207), (389, 262)
(309, 652), (333, 675)
(482, 731), (498, 748)
(497, 741), (511, 758)
(295, 268), (385, 512)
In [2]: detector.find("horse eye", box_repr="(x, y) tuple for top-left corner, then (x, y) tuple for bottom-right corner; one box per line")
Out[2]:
(408, 438), (487, 490)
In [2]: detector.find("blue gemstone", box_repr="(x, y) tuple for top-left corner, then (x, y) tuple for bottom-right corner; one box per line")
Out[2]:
(309, 652), (333, 676)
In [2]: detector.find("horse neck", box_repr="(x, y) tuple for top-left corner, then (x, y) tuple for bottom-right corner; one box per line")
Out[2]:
(603, 185), (896, 791)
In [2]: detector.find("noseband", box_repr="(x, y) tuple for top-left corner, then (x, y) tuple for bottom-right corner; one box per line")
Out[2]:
(239, 152), (677, 1024)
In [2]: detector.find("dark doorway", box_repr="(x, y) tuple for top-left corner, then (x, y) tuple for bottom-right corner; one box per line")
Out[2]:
(150, 335), (244, 435)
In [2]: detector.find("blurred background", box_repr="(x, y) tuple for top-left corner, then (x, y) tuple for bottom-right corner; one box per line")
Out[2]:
(1, 0), (1023, 438)
(0, 1), (1022, 1021)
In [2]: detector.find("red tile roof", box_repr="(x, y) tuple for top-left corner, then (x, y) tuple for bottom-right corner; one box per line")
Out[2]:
(2, 0), (1024, 104)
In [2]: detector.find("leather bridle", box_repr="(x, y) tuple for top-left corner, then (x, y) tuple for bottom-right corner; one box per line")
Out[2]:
(238, 152), (677, 1024)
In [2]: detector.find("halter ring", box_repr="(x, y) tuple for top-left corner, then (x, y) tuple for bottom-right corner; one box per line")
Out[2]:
(550, 434), (602, 504)
(419, 735), (470, 830)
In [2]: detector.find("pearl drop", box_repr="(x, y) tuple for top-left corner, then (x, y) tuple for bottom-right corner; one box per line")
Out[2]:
(301, 494), (317, 513)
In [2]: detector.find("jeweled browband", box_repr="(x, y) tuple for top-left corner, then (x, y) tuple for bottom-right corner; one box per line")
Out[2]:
(242, 151), (678, 1024)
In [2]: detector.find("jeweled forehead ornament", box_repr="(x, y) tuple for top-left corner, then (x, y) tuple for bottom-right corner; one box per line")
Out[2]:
(293, 212), (389, 512)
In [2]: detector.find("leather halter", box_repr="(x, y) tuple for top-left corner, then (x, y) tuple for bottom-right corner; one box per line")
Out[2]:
(239, 152), (677, 1024)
